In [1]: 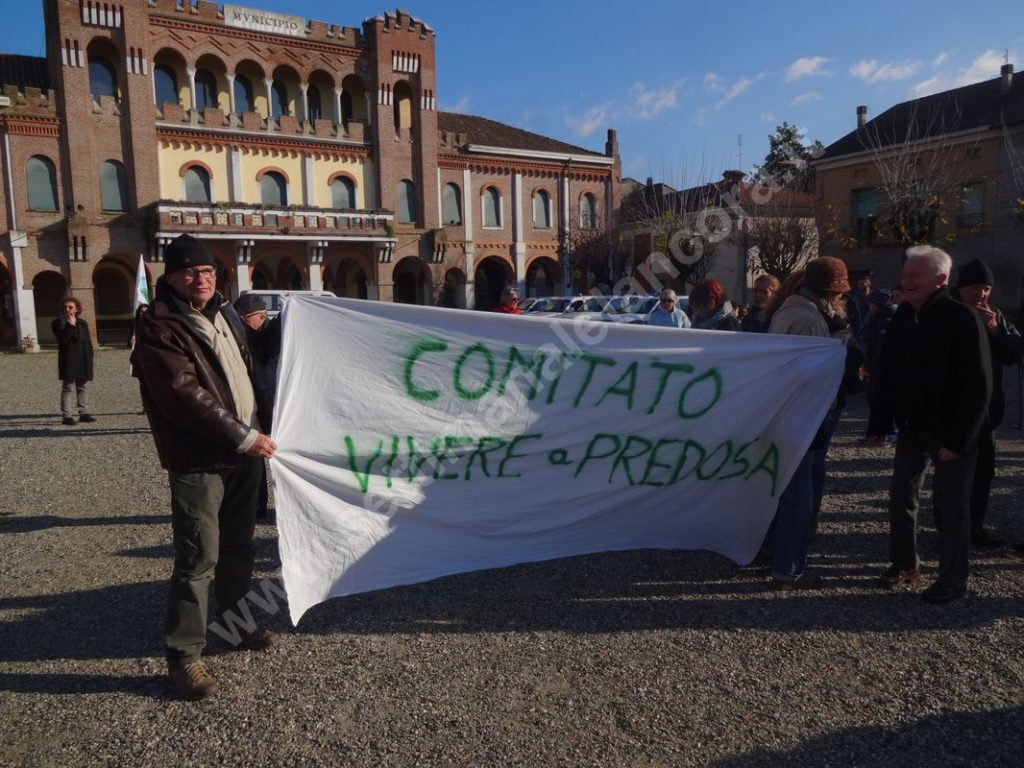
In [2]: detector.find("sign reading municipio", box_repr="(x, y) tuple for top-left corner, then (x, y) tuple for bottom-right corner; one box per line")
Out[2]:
(224, 4), (305, 38)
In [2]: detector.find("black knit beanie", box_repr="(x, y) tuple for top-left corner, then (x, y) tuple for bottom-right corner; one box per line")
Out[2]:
(164, 234), (216, 274)
(955, 258), (994, 288)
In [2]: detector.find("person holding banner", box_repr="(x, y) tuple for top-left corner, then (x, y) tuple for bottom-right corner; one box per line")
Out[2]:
(871, 246), (991, 604)
(494, 285), (522, 314)
(132, 234), (278, 701)
(763, 256), (850, 589)
(648, 288), (691, 328)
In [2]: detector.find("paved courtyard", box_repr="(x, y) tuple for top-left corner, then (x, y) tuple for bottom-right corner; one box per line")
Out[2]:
(1, 348), (1022, 767)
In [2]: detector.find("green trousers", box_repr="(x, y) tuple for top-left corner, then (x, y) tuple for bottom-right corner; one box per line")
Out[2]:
(165, 455), (261, 662)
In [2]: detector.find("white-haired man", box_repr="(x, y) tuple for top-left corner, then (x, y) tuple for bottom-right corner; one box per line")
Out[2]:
(869, 246), (992, 604)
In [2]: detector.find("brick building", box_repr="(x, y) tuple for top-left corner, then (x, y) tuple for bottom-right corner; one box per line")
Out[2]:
(812, 64), (1024, 308)
(0, 1), (620, 348)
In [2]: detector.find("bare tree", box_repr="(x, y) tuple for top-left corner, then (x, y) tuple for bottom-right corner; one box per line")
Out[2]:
(745, 193), (817, 280)
(859, 98), (977, 247)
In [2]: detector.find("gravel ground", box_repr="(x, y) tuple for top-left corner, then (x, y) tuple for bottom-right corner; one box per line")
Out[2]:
(1, 348), (1023, 768)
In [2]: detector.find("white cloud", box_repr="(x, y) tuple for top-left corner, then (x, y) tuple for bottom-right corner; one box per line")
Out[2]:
(566, 102), (613, 137)
(629, 80), (684, 120)
(790, 92), (821, 106)
(850, 59), (920, 83)
(565, 79), (684, 137)
(443, 94), (472, 114)
(932, 51), (950, 68)
(911, 49), (1012, 97)
(785, 56), (831, 81)
(692, 107), (708, 127)
(760, 112), (777, 123)
(703, 72), (753, 110)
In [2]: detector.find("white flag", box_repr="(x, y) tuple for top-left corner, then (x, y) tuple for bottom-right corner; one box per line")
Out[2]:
(271, 296), (845, 624)
(132, 254), (149, 313)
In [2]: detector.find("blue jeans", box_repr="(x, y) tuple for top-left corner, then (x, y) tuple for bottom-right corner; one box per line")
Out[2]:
(767, 449), (815, 580)
(810, 405), (843, 501)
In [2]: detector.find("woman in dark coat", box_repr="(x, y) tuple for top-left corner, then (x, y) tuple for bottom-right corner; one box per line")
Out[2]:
(52, 296), (95, 425)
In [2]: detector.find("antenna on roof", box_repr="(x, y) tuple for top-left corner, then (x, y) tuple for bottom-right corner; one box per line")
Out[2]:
(1005, 49), (1011, 66)
(736, 134), (743, 168)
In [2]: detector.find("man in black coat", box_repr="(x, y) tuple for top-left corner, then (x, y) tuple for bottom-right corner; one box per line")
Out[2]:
(952, 258), (1024, 546)
(870, 246), (992, 604)
(52, 296), (95, 426)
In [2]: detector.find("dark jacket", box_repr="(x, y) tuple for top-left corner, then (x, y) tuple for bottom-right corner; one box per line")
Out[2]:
(243, 316), (282, 431)
(740, 310), (771, 333)
(870, 287), (992, 455)
(858, 307), (894, 378)
(980, 306), (1024, 428)
(131, 277), (273, 473)
(52, 317), (94, 382)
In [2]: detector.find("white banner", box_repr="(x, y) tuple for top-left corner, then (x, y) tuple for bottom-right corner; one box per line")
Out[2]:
(272, 297), (844, 624)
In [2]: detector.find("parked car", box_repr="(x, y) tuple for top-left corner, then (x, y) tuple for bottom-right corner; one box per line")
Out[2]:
(561, 295), (612, 321)
(238, 289), (337, 319)
(523, 296), (585, 317)
(601, 295), (660, 324)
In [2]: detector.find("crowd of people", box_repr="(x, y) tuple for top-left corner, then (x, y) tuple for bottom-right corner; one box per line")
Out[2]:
(47, 233), (1023, 700)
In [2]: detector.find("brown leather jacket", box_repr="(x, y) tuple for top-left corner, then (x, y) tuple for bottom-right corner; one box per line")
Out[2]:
(132, 278), (273, 473)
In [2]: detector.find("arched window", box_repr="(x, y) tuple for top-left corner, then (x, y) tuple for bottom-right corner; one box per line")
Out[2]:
(331, 177), (356, 209)
(394, 82), (412, 130)
(482, 187), (501, 228)
(442, 183), (462, 225)
(580, 193), (597, 229)
(154, 65), (178, 107)
(89, 57), (117, 100)
(271, 80), (288, 118)
(397, 179), (416, 224)
(260, 171), (287, 207)
(194, 70), (217, 111)
(183, 166), (211, 203)
(533, 190), (551, 228)
(100, 160), (128, 212)
(341, 90), (353, 123)
(233, 75), (254, 113)
(307, 85), (322, 122)
(26, 156), (58, 211)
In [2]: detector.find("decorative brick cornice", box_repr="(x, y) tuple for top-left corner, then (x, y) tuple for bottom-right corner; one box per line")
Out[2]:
(436, 153), (611, 182)
(148, 15), (365, 59)
(2, 115), (61, 137)
(156, 126), (371, 159)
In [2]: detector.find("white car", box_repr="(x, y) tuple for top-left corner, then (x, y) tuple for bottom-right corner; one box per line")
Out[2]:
(601, 295), (660, 324)
(523, 296), (585, 317)
(238, 289), (337, 319)
(560, 295), (612, 321)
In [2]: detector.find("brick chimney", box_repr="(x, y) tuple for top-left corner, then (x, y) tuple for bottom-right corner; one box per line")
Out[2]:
(1001, 63), (1014, 94)
(605, 128), (618, 157)
(857, 105), (868, 128)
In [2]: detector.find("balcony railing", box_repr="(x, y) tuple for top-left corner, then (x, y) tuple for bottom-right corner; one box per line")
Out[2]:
(154, 201), (393, 237)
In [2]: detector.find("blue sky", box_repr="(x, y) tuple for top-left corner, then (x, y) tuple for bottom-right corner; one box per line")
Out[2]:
(3, 1), (1023, 186)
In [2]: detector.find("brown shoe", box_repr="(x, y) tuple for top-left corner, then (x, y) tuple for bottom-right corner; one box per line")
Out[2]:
(878, 566), (921, 590)
(237, 627), (276, 652)
(168, 659), (219, 701)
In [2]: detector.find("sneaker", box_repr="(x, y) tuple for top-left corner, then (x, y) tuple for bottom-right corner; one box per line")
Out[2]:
(167, 659), (219, 701)
(920, 581), (966, 605)
(877, 566), (921, 590)
(771, 571), (823, 591)
(61, 417), (77, 426)
(236, 627), (276, 652)
(78, 414), (96, 423)
(970, 529), (1004, 548)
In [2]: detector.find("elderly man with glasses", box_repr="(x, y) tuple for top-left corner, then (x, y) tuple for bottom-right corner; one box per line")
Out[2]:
(132, 234), (280, 700)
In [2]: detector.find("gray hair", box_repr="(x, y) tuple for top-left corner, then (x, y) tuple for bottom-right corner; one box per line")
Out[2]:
(905, 245), (952, 279)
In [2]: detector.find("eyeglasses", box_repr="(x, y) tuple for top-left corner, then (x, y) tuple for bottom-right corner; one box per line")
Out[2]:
(184, 267), (217, 281)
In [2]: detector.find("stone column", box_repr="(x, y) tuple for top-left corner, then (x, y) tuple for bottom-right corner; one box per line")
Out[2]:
(307, 241), (326, 291)
(226, 73), (237, 116)
(299, 82), (309, 124)
(7, 231), (39, 350)
(333, 87), (343, 127)
(264, 79), (274, 119)
(234, 240), (254, 297)
(186, 67), (197, 112)
(512, 171), (526, 295)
